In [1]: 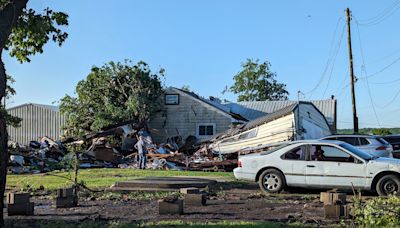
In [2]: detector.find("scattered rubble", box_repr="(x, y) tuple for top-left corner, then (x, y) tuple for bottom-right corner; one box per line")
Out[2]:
(7, 121), (242, 174)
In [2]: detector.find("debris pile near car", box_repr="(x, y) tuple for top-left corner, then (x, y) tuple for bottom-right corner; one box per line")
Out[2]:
(7, 121), (239, 173)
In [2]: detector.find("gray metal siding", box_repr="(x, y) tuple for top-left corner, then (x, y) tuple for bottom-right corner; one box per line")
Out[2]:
(231, 100), (336, 127)
(7, 104), (66, 145)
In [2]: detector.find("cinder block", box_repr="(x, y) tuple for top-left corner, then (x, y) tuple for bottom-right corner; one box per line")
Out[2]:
(158, 199), (183, 215)
(7, 202), (34, 216)
(57, 188), (73, 198)
(180, 187), (200, 194)
(320, 192), (346, 205)
(184, 194), (206, 206)
(324, 204), (348, 218)
(6, 193), (30, 205)
(56, 195), (77, 208)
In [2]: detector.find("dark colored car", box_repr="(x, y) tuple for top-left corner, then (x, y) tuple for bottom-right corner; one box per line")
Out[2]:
(382, 135), (400, 158)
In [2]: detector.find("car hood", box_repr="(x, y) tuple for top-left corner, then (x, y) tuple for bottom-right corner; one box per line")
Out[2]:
(370, 157), (400, 165)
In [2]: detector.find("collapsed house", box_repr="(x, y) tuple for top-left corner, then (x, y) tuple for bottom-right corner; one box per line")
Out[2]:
(208, 102), (332, 154)
(6, 90), (336, 172)
(148, 87), (336, 144)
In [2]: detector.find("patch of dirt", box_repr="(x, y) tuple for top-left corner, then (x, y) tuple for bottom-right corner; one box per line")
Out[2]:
(4, 183), (354, 226)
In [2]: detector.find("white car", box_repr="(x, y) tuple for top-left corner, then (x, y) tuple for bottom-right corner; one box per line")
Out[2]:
(234, 140), (400, 196)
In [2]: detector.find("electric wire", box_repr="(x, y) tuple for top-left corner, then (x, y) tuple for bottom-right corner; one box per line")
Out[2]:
(367, 78), (400, 85)
(354, 17), (381, 127)
(359, 54), (400, 79)
(357, 0), (400, 26)
(322, 25), (346, 98)
(303, 17), (344, 98)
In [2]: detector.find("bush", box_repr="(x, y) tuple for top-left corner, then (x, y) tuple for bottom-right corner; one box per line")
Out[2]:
(353, 195), (400, 226)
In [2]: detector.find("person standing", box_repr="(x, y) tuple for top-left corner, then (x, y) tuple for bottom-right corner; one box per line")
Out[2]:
(135, 135), (147, 169)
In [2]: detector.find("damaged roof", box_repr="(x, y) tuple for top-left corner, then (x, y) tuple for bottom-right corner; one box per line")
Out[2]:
(224, 99), (336, 126)
(171, 88), (248, 121)
(241, 103), (298, 131)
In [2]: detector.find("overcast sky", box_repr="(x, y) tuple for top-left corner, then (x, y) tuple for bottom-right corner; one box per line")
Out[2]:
(4, 0), (400, 129)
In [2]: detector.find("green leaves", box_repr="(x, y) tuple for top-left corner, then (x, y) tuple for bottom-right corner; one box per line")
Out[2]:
(5, 7), (68, 63)
(60, 60), (164, 137)
(229, 59), (288, 102)
(352, 195), (400, 226)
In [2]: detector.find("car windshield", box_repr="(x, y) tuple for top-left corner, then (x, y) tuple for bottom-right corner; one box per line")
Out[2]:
(340, 143), (374, 160)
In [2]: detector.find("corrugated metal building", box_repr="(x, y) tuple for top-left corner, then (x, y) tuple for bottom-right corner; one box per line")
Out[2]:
(7, 103), (66, 144)
(224, 99), (337, 132)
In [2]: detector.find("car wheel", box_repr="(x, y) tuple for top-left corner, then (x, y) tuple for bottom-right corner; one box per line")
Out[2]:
(258, 169), (285, 194)
(376, 174), (400, 196)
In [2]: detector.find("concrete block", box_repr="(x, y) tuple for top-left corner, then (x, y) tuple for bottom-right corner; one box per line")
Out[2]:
(6, 193), (30, 205)
(7, 202), (34, 216)
(184, 194), (206, 206)
(324, 204), (348, 218)
(57, 188), (73, 198)
(320, 192), (346, 205)
(180, 187), (200, 194)
(56, 195), (77, 208)
(158, 199), (183, 215)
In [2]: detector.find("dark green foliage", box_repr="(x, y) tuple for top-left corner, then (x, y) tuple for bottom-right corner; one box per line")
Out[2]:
(4, 7), (68, 63)
(337, 128), (400, 135)
(228, 59), (288, 102)
(60, 60), (164, 137)
(371, 128), (392, 136)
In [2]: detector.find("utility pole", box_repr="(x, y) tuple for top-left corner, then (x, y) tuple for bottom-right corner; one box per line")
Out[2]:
(346, 8), (359, 133)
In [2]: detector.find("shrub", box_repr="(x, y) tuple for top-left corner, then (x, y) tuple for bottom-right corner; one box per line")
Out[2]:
(352, 195), (400, 226)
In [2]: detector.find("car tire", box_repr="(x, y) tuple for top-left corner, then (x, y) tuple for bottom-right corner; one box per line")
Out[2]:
(376, 174), (400, 196)
(258, 169), (286, 194)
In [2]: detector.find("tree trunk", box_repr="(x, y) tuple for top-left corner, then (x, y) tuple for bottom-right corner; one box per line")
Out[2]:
(0, 1), (28, 225)
(0, 57), (7, 227)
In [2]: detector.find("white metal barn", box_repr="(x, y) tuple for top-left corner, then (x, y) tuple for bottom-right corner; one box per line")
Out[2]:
(7, 103), (66, 145)
(209, 102), (332, 154)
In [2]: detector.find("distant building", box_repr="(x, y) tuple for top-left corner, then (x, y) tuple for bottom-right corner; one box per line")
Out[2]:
(7, 103), (66, 144)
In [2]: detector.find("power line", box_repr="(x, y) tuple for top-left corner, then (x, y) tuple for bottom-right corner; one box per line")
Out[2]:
(354, 17), (381, 127)
(304, 17), (344, 98)
(367, 78), (400, 85)
(357, 0), (400, 26)
(359, 54), (400, 79)
(322, 25), (346, 98)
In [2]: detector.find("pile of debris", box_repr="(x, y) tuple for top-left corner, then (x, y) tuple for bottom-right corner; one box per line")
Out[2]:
(8, 136), (68, 174)
(7, 121), (238, 174)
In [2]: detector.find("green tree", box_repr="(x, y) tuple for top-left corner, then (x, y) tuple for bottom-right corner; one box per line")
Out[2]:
(371, 128), (392, 136)
(3, 75), (22, 127)
(0, 1), (68, 224)
(181, 85), (191, 92)
(228, 59), (288, 101)
(60, 60), (164, 137)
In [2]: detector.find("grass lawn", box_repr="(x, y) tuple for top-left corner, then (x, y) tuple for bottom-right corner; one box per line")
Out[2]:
(6, 168), (235, 191)
(5, 220), (311, 228)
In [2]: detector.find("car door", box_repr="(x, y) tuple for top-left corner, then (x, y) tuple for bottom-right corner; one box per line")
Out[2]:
(356, 137), (374, 154)
(305, 144), (367, 188)
(280, 145), (307, 186)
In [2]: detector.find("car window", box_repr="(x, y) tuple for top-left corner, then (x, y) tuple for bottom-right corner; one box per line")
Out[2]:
(376, 137), (389, 145)
(310, 145), (355, 162)
(324, 137), (337, 140)
(383, 137), (400, 144)
(359, 138), (370, 146)
(337, 137), (359, 146)
(281, 146), (306, 160)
